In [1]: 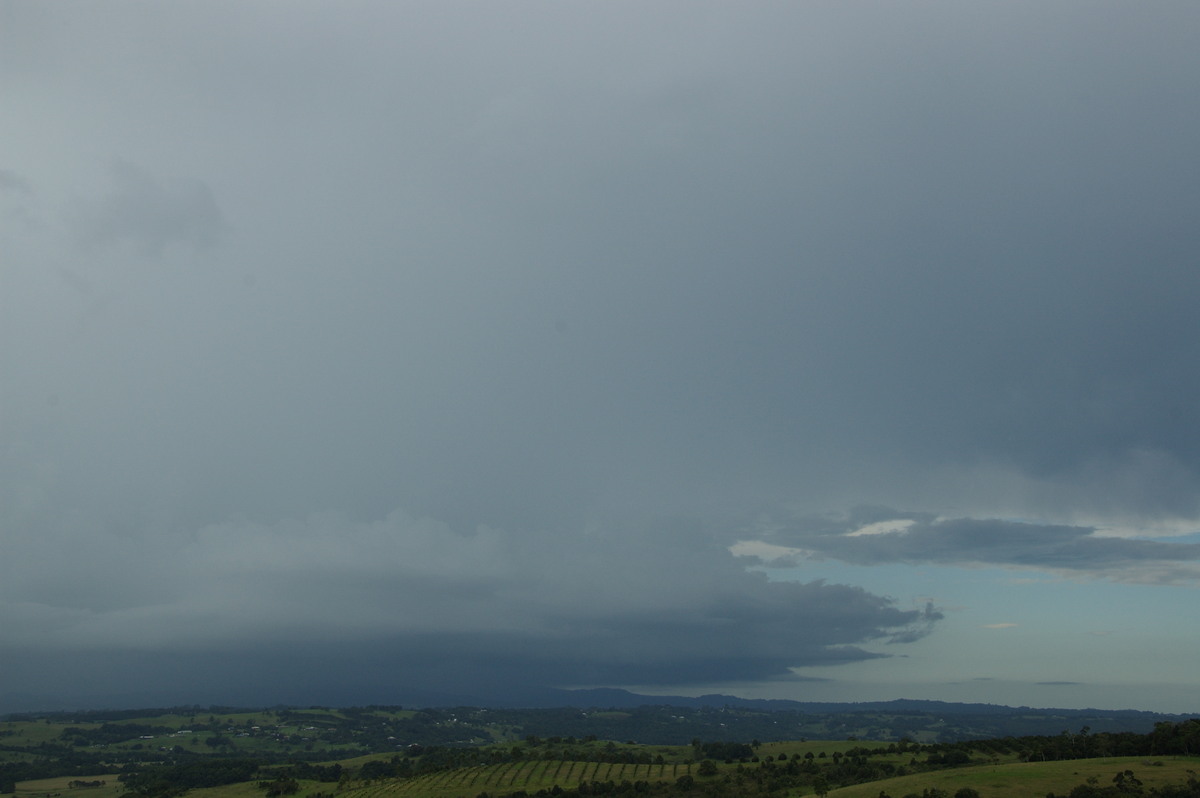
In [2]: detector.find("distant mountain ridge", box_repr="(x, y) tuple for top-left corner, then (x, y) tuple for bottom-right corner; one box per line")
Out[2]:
(536, 687), (1185, 720)
(4, 685), (1188, 743)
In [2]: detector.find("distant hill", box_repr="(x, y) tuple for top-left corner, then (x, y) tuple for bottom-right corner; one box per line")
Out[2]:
(488, 689), (1189, 743)
(2, 687), (1189, 745)
(536, 686), (1184, 720)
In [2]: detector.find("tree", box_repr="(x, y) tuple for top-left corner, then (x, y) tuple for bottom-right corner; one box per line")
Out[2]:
(1112, 770), (1144, 795)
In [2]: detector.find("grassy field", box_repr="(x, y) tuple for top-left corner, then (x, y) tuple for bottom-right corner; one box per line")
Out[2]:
(2, 721), (73, 746)
(822, 756), (1200, 798)
(13, 774), (124, 798)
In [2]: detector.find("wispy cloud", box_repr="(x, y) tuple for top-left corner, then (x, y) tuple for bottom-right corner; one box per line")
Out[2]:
(740, 510), (1200, 585)
(846, 520), (917, 538)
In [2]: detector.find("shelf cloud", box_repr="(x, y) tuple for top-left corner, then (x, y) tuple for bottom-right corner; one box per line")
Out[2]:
(3, 1), (1200, 711)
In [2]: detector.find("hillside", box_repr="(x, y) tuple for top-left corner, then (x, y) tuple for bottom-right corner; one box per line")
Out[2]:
(3, 706), (1199, 798)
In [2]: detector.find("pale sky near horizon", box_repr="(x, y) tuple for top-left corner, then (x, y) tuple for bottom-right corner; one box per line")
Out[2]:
(4, 1), (1200, 715)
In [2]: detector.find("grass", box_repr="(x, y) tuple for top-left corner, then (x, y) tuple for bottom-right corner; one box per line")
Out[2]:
(2, 721), (72, 744)
(819, 756), (1200, 798)
(13, 774), (124, 798)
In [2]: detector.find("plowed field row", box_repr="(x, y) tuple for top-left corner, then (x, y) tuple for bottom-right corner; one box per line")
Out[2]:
(344, 761), (690, 798)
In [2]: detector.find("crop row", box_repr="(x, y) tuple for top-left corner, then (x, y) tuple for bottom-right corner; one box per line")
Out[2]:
(346, 760), (691, 798)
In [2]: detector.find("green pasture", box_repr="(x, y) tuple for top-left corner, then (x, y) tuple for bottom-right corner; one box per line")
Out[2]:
(13, 774), (123, 798)
(331, 752), (408, 769)
(820, 756), (1200, 798)
(1, 721), (72, 744)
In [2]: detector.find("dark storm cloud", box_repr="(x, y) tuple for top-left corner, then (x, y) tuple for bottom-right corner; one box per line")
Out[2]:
(65, 160), (222, 255)
(5, 1), (1200, 709)
(0, 511), (938, 707)
(741, 513), (1200, 583)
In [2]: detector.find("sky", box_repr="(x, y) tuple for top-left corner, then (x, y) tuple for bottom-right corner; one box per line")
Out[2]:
(3, 1), (1200, 715)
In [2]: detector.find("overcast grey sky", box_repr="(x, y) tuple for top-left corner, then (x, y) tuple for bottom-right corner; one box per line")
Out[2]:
(3, 1), (1200, 713)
